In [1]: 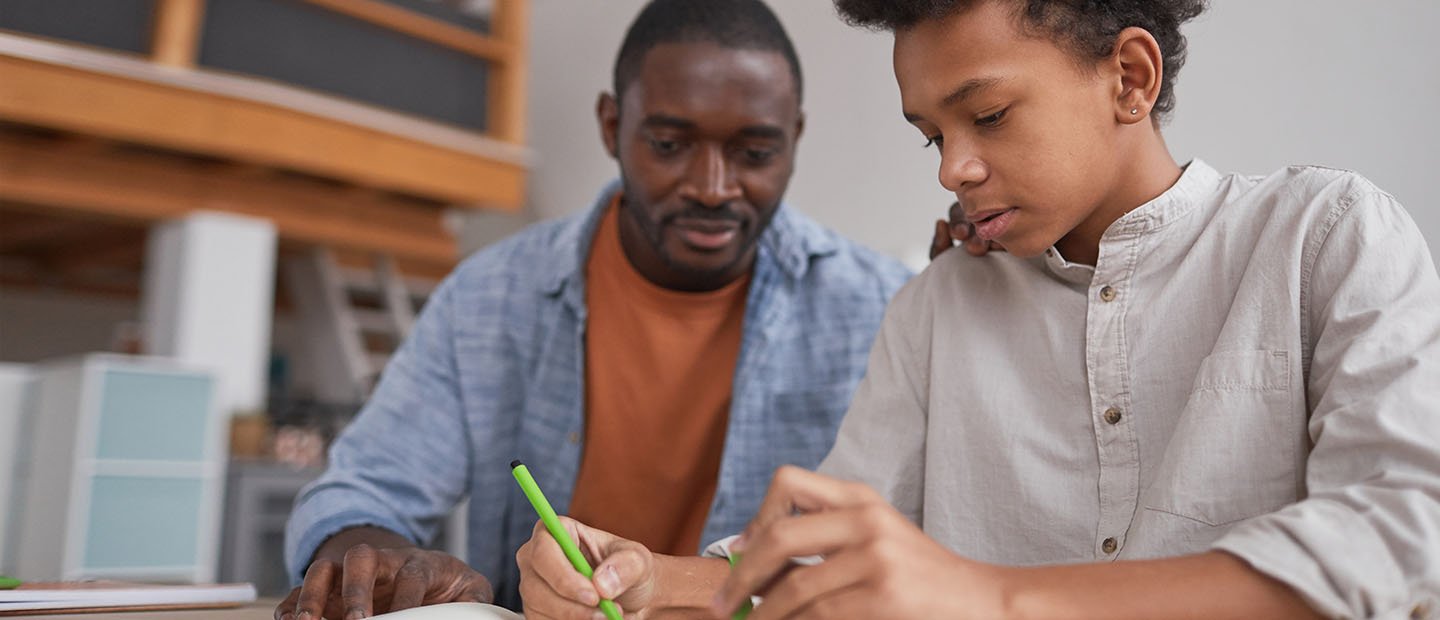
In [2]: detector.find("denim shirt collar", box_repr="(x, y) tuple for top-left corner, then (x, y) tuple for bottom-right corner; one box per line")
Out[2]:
(540, 179), (839, 308)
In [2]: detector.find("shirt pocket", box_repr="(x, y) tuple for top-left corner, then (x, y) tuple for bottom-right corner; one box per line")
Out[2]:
(767, 383), (855, 468)
(1143, 349), (1302, 527)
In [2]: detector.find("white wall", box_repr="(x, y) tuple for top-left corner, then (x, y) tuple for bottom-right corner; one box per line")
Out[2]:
(517, 1), (1440, 270)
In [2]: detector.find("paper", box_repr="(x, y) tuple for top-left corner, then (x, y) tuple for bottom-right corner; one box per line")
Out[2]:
(371, 602), (524, 620)
(0, 582), (257, 613)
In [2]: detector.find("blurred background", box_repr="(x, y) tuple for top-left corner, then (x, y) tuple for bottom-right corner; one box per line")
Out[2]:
(0, 0), (1435, 599)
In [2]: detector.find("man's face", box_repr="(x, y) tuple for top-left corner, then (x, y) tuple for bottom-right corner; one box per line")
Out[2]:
(895, 2), (1125, 259)
(600, 41), (802, 291)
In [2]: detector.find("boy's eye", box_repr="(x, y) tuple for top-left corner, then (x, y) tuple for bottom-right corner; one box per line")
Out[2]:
(976, 108), (1008, 128)
(922, 135), (943, 149)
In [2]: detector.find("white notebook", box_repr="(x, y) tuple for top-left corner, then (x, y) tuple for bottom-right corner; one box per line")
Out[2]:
(372, 602), (524, 620)
(0, 582), (257, 613)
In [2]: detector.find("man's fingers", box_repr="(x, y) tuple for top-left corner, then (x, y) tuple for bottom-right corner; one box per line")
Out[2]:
(457, 574), (495, 604)
(387, 558), (429, 612)
(274, 587), (301, 620)
(339, 544), (381, 619)
(295, 561), (337, 620)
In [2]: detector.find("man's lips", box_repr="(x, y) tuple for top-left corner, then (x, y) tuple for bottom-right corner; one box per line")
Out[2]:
(672, 218), (740, 251)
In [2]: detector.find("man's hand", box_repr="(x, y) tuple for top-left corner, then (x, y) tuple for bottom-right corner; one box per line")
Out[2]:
(515, 516), (658, 619)
(930, 201), (1004, 259)
(275, 527), (492, 620)
(712, 466), (1011, 619)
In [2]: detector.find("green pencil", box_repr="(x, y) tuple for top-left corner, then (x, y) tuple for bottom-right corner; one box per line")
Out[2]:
(511, 460), (623, 620)
(726, 553), (754, 619)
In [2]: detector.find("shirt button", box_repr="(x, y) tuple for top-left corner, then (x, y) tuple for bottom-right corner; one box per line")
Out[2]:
(1104, 407), (1123, 425)
(1099, 285), (1117, 302)
(567, 432), (580, 444)
(1101, 537), (1118, 554)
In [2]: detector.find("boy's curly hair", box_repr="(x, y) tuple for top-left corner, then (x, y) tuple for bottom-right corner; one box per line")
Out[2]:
(833, 0), (1207, 121)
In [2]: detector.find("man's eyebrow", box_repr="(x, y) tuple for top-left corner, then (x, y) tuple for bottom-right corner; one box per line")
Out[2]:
(904, 76), (1009, 123)
(738, 125), (786, 140)
(641, 114), (696, 130)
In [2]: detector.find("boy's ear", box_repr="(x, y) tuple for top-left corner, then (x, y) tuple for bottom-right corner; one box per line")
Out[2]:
(597, 92), (621, 159)
(1108, 26), (1165, 125)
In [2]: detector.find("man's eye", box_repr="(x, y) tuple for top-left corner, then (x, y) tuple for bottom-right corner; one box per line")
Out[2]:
(922, 136), (942, 149)
(650, 139), (681, 155)
(976, 108), (1008, 128)
(744, 148), (776, 164)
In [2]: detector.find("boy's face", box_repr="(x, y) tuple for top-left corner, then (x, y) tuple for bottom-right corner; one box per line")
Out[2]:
(895, 1), (1126, 259)
(600, 42), (802, 290)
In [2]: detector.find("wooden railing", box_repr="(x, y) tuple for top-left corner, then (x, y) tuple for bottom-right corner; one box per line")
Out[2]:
(0, 0), (532, 294)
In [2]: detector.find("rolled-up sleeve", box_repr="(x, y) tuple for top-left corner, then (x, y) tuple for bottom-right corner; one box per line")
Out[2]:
(284, 278), (472, 584)
(1212, 191), (1440, 617)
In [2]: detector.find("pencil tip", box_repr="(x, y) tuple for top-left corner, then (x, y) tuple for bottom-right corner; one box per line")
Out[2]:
(510, 459), (523, 469)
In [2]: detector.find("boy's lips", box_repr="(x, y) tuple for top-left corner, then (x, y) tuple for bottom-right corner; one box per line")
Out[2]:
(969, 207), (1018, 241)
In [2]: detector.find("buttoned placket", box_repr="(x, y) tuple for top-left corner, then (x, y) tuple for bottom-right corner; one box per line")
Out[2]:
(1084, 234), (1144, 560)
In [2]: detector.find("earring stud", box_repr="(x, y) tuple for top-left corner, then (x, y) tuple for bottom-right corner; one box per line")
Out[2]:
(1130, 108), (1139, 115)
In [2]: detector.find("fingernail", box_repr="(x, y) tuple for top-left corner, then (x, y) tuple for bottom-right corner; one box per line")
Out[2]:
(296, 612), (312, 620)
(710, 592), (728, 614)
(595, 565), (621, 598)
(345, 610), (367, 620)
(577, 587), (599, 606)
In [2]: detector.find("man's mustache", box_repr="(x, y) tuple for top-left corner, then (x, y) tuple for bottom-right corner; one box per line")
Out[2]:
(664, 202), (744, 224)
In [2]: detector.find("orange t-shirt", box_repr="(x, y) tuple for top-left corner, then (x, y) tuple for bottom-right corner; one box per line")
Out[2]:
(567, 200), (751, 555)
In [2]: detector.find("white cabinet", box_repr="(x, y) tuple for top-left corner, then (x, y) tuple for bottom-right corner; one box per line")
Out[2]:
(12, 354), (225, 583)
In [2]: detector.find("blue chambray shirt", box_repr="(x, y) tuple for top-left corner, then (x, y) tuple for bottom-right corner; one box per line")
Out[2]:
(285, 181), (911, 608)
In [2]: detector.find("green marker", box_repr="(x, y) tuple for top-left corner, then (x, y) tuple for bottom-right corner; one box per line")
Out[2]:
(0, 575), (20, 590)
(726, 553), (754, 619)
(511, 460), (623, 620)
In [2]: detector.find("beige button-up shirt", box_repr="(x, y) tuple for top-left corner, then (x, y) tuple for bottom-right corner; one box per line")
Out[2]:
(818, 160), (1440, 618)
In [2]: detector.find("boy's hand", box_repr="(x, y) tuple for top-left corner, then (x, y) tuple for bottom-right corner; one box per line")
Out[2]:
(516, 516), (657, 619)
(713, 466), (1012, 619)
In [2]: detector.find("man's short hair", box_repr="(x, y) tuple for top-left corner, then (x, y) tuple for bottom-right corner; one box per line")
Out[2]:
(613, 0), (803, 103)
(833, 0), (1207, 122)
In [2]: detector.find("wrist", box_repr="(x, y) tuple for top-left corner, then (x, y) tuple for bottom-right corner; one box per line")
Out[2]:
(995, 564), (1050, 620)
(314, 526), (415, 563)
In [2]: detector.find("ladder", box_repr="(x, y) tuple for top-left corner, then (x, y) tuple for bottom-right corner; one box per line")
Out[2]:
(283, 248), (428, 403)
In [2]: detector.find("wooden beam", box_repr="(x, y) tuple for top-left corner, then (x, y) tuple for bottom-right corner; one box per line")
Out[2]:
(151, 0), (207, 68)
(40, 230), (148, 274)
(0, 48), (528, 209)
(298, 0), (513, 62)
(0, 212), (88, 252)
(488, 0), (529, 144)
(0, 133), (459, 269)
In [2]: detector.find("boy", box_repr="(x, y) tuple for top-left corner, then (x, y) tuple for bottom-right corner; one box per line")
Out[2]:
(517, 1), (1440, 618)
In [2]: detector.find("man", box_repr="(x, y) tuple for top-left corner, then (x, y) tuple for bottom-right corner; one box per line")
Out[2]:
(276, 1), (911, 617)
(517, 1), (1440, 618)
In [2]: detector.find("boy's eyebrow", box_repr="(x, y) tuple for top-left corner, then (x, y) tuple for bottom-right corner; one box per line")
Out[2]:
(903, 76), (1009, 123)
(942, 76), (1007, 108)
